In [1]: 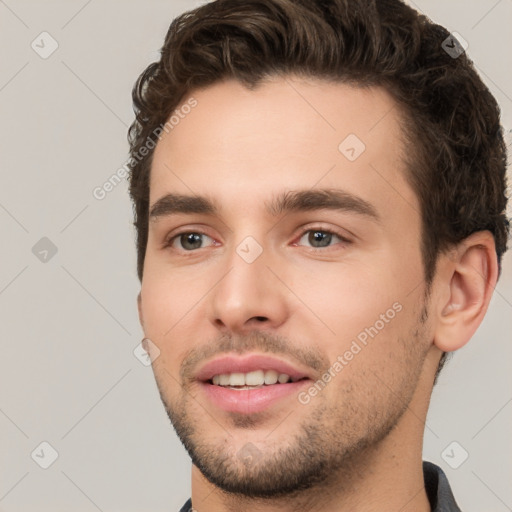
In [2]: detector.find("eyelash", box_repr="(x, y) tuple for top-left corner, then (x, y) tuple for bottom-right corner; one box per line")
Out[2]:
(163, 226), (352, 252)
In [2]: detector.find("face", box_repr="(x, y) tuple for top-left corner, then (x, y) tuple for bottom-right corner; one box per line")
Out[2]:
(138, 77), (434, 497)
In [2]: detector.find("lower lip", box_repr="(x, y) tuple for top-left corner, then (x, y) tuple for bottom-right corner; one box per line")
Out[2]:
(199, 380), (310, 414)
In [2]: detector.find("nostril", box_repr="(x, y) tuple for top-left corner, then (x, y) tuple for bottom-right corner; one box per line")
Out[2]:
(254, 316), (268, 322)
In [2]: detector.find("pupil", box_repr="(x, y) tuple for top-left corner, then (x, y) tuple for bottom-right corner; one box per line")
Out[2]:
(182, 233), (202, 250)
(309, 231), (331, 247)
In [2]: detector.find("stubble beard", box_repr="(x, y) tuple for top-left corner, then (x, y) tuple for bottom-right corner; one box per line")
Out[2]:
(153, 308), (430, 500)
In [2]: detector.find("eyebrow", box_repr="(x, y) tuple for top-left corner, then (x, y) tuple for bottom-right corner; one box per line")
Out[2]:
(149, 188), (380, 222)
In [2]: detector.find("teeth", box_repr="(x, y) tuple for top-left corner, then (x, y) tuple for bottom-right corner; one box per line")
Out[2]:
(264, 370), (278, 385)
(230, 372), (245, 386)
(211, 370), (293, 387)
(246, 370), (265, 386)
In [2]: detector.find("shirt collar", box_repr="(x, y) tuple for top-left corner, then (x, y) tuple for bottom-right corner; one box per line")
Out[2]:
(423, 460), (462, 511)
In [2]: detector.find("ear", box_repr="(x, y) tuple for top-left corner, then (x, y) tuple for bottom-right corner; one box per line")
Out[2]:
(137, 292), (144, 329)
(433, 231), (498, 353)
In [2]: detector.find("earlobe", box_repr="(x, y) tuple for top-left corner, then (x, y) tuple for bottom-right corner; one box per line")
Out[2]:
(434, 232), (498, 353)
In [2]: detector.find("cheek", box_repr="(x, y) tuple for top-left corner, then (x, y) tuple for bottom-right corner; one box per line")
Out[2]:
(141, 261), (208, 331)
(140, 263), (217, 375)
(286, 261), (404, 339)
(140, 278), (192, 388)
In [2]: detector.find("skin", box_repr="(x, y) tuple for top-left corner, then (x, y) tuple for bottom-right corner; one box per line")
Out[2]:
(137, 76), (498, 512)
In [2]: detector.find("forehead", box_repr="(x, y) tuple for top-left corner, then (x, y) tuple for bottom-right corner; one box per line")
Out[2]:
(149, 77), (418, 222)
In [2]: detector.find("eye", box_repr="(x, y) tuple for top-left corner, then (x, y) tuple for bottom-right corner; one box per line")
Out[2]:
(167, 232), (216, 251)
(295, 228), (350, 249)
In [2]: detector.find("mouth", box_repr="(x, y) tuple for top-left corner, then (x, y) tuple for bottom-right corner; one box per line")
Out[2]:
(195, 354), (314, 414)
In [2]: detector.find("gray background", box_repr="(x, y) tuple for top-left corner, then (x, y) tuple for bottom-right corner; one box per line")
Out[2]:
(0, 1), (511, 511)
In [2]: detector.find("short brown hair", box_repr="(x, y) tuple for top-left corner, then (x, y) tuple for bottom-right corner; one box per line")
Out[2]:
(128, 0), (509, 377)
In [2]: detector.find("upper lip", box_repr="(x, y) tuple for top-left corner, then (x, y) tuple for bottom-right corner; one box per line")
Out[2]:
(195, 354), (315, 382)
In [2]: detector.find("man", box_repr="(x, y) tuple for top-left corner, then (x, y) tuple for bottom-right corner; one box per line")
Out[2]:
(128, 0), (509, 510)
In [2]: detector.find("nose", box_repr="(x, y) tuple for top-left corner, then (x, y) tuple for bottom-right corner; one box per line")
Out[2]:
(208, 242), (289, 334)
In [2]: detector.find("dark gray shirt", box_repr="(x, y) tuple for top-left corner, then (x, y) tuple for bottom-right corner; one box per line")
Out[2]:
(179, 460), (461, 511)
